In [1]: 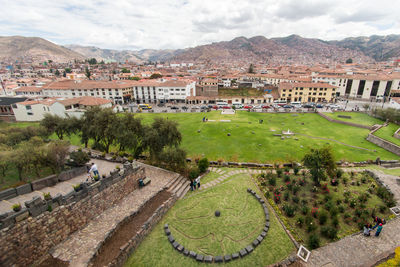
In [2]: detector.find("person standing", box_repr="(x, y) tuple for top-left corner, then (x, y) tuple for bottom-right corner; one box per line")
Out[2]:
(375, 223), (383, 237)
(89, 163), (99, 177)
(190, 180), (194, 191)
(372, 216), (383, 229)
(196, 176), (201, 189)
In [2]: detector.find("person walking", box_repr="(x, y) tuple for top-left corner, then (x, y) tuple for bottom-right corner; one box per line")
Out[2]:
(190, 180), (194, 191)
(193, 179), (197, 190)
(375, 223), (383, 237)
(88, 163), (99, 177)
(372, 216), (383, 229)
(196, 176), (201, 189)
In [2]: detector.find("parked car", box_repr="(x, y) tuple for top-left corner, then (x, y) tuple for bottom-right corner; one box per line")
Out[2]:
(302, 104), (314, 108)
(200, 105), (208, 109)
(262, 105), (272, 109)
(157, 103), (165, 107)
(182, 106), (188, 110)
(212, 105), (218, 109)
(192, 106), (200, 109)
(328, 104), (340, 109)
(253, 105), (262, 109)
(170, 106), (179, 110)
(243, 105), (253, 109)
(207, 104), (214, 109)
(283, 104), (294, 109)
(222, 106), (231, 109)
(316, 104), (324, 108)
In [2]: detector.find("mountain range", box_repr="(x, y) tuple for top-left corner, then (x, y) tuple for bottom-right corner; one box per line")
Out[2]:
(1, 34), (400, 64)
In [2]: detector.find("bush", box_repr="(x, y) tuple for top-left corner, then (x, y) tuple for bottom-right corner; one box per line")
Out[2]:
(284, 191), (290, 201)
(297, 216), (304, 227)
(128, 156), (134, 162)
(308, 233), (320, 249)
(307, 222), (317, 233)
(336, 169), (343, 178)
(293, 196), (300, 204)
(198, 158), (209, 173)
(292, 185), (300, 195)
(12, 203), (21, 212)
(318, 210), (328, 225)
(276, 168), (283, 177)
(293, 166), (300, 175)
(118, 151), (125, 157)
(338, 205), (345, 213)
(332, 216), (339, 228)
(321, 226), (337, 240)
(301, 205), (309, 215)
(69, 150), (90, 167)
(189, 167), (200, 179)
(43, 192), (51, 201)
(284, 167), (290, 173)
(284, 175), (291, 183)
(283, 204), (296, 217)
(268, 176), (276, 186)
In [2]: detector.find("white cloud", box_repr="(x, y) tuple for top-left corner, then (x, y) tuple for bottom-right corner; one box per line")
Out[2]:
(0, 0), (399, 50)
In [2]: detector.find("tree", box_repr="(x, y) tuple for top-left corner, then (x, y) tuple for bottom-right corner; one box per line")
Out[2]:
(100, 60), (105, 64)
(85, 67), (91, 80)
(115, 114), (145, 158)
(149, 73), (162, 79)
(121, 68), (130, 73)
(88, 58), (97, 65)
(159, 147), (187, 171)
(0, 146), (11, 183)
(198, 158), (209, 173)
(45, 140), (70, 173)
(129, 76), (141, 81)
(248, 64), (255, 74)
(346, 58), (353, 64)
(55, 69), (60, 76)
(68, 150), (90, 167)
(40, 114), (69, 139)
(302, 146), (336, 185)
(65, 67), (72, 73)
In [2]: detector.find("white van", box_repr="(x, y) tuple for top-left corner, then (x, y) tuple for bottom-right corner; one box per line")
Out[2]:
(291, 101), (302, 107)
(232, 102), (243, 109)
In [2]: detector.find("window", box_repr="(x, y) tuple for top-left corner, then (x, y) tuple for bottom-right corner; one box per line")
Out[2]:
(25, 105), (32, 110)
(27, 112), (33, 116)
(12, 104), (17, 109)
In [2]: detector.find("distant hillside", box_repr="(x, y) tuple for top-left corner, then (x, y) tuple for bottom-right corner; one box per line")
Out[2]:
(0, 36), (84, 63)
(330, 34), (400, 61)
(66, 45), (176, 63)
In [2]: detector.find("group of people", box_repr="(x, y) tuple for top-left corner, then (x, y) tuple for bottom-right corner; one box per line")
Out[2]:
(364, 216), (385, 237)
(190, 177), (201, 191)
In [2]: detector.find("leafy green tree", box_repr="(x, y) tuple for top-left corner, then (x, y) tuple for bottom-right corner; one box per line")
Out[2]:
(345, 58), (353, 64)
(55, 69), (60, 76)
(88, 58), (97, 65)
(65, 67), (72, 73)
(149, 73), (162, 79)
(129, 76), (141, 81)
(115, 114), (145, 158)
(121, 68), (130, 73)
(302, 146), (336, 185)
(89, 108), (118, 153)
(248, 64), (255, 74)
(44, 140), (70, 173)
(69, 150), (90, 167)
(159, 147), (187, 171)
(198, 158), (209, 173)
(40, 114), (69, 139)
(85, 67), (91, 80)
(0, 146), (11, 182)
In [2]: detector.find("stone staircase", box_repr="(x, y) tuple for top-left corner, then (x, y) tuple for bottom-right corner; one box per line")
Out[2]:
(166, 175), (190, 199)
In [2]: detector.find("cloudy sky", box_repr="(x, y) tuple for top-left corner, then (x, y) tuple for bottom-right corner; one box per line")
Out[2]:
(1, 0), (399, 50)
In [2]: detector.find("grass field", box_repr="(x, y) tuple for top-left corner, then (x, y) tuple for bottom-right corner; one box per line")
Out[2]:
(135, 111), (396, 162)
(324, 112), (384, 127)
(374, 123), (400, 146)
(125, 171), (295, 267)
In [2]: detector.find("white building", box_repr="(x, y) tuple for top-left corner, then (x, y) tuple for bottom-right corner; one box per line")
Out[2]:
(12, 96), (112, 121)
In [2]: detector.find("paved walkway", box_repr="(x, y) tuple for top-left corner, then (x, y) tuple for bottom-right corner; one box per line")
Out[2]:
(305, 217), (400, 267)
(50, 165), (172, 267)
(0, 159), (119, 214)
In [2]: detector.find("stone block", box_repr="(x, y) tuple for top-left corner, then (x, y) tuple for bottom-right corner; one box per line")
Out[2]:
(252, 239), (259, 247)
(196, 254), (204, 262)
(266, 221), (270, 228)
(168, 235), (175, 243)
(239, 249), (247, 257)
(245, 245), (254, 253)
(264, 226), (269, 232)
(25, 196), (43, 208)
(53, 193), (63, 205)
(31, 177), (50, 191)
(0, 215), (15, 229)
(0, 188), (17, 200)
(259, 199), (265, 204)
(16, 184), (32, 195)
(247, 188), (252, 193)
(183, 249), (189, 256)
(189, 251), (197, 258)
(257, 235), (263, 242)
(172, 241), (179, 249)
(261, 231), (267, 237)
(224, 255), (231, 262)
(165, 228), (171, 235)
(15, 210), (29, 222)
(232, 253), (239, 260)
(214, 256), (223, 263)
(177, 245), (184, 252)
(255, 194), (261, 199)
(164, 223), (169, 229)
(204, 255), (213, 263)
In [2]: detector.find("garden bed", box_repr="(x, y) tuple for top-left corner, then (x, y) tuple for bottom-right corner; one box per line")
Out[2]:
(255, 168), (394, 249)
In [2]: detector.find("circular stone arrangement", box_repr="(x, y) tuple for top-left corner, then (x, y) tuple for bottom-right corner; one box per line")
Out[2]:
(164, 188), (270, 263)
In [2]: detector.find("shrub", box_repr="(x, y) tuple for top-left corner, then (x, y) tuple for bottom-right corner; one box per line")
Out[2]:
(301, 170), (306, 177)
(324, 194), (332, 203)
(283, 204), (296, 217)
(284, 175), (291, 183)
(268, 176), (276, 186)
(293, 166), (300, 175)
(73, 184), (82, 192)
(318, 210), (328, 225)
(118, 151), (125, 157)
(297, 216), (304, 227)
(332, 216), (339, 228)
(293, 196), (300, 204)
(336, 169), (343, 178)
(47, 204), (53, 212)
(344, 213), (351, 219)
(43, 192), (51, 201)
(349, 199), (357, 208)
(264, 191), (270, 198)
(189, 167), (200, 179)
(379, 205), (387, 212)
(198, 158), (209, 173)
(284, 167), (290, 173)
(116, 165), (120, 170)
(311, 207), (319, 218)
(93, 175), (99, 181)
(336, 199), (342, 205)
(276, 168), (283, 177)
(69, 150), (90, 167)
(307, 222), (317, 233)
(308, 233), (320, 249)
(128, 156), (134, 162)
(338, 205), (345, 213)
(330, 207), (338, 217)
(284, 191), (290, 201)
(12, 203), (21, 212)
(301, 205), (309, 215)
(321, 226), (337, 240)
(361, 176), (367, 183)
(292, 185), (300, 195)
(112, 155), (117, 160)
(101, 152), (106, 157)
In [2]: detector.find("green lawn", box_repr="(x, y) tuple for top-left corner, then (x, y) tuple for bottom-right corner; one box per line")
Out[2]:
(0, 165), (55, 190)
(125, 171), (295, 267)
(324, 112), (384, 127)
(351, 165), (400, 177)
(256, 170), (393, 247)
(135, 111), (396, 162)
(374, 123), (400, 146)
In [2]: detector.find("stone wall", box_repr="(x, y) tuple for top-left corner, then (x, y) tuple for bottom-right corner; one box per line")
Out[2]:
(0, 163), (145, 266)
(101, 194), (178, 267)
(367, 133), (400, 157)
(317, 111), (373, 130)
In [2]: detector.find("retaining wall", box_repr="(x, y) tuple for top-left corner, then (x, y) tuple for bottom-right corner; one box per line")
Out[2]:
(317, 112), (373, 130)
(0, 163), (145, 266)
(394, 127), (400, 139)
(367, 134), (400, 156)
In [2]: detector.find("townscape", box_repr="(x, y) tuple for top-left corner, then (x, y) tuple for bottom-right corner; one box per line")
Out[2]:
(1, 1), (400, 267)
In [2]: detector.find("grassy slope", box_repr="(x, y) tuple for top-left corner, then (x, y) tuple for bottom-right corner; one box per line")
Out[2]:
(125, 172), (294, 267)
(374, 123), (400, 146)
(324, 112), (384, 127)
(136, 111), (396, 162)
